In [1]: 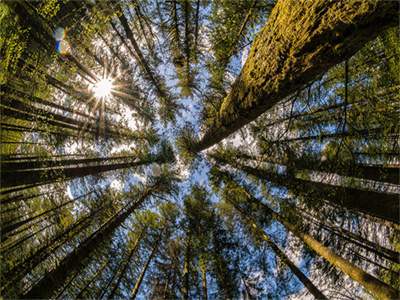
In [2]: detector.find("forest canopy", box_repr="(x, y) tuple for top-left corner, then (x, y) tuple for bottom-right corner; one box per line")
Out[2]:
(0, 0), (399, 299)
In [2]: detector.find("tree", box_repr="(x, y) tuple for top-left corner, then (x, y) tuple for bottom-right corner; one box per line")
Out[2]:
(20, 171), (178, 299)
(189, 1), (398, 152)
(1, 0), (398, 298)
(211, 167), (399, 300)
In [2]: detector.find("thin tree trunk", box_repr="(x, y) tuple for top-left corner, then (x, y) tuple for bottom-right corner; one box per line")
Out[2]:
(97, 260), (126, 299)
(1, 157), (153, 189)
(114, 2), (167, 99)
(108, 230), (145, 299)
(2, 155), (138, 171)
(231, 201), (327, 299)
(298, 207), (400, 264)
(201, 255), (208, 300)
(261, 126), (397, 146)
(75, 258), (111, 299)
(2, 205), (104, 294)
(129, 235), (161, 300)
(238, 152), (400, 185)
(182, 222), (191, 300)
(1, 190), (94, 236)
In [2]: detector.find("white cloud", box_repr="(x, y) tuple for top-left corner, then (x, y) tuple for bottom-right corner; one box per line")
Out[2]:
(133, 172), (148, 184)
(110, 179), (124, 193)
(174, 155), (191, 181)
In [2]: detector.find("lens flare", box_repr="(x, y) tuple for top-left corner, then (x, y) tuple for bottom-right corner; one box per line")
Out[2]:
(91, 78), (114, 99)
(57, 40), (70, 54)
(54, 27), (65, 41)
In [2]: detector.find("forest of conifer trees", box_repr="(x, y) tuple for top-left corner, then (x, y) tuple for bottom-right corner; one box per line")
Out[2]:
(0, 0), (399, 299)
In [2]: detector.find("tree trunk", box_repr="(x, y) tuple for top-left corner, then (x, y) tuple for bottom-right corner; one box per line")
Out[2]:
(233, 202), (327, 299)
(2, 155), (138, 171)
(74, 258), (110, 299)
(260, 126), (397, 146)
(1, 157), (154, 189)
(182, 222), (191, 300)
(192, 1), (398, 152)
(20, 180), (160, 299)
(238, 152), (400, 185)
(108, 230), (145, 299)
(2, 205), (104, 295)
(201, 256), (208, 300)
(224, 178), (399, 299)
(218, 156), (399, 223)
(129, 235), (161, 300)
(298, 207), (400, 264)
(114, 2), (167, 99)
(1, 191), (94, 236)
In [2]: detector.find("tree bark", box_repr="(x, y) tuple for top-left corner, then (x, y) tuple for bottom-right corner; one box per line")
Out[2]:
(232, 202), (327, 299)
(129, 235), (161, 300)
(192, 1), (398, 152)
(224, 178), (399, 299)
(216, 156), (399, 223)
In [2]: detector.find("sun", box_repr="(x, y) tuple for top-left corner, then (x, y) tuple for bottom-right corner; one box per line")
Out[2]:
(90, 78), (114, 99)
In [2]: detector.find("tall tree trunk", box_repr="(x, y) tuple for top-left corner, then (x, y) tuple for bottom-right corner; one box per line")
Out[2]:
(201, 254), (208, 300)
(2, 155), (138, 171)
(108, 230), (145, 299)
(238, 152), (400, 185)
(222, 176), (399, 299)
(231, 201), (327, 299)
(74, 258), (110, 299)
(1, 156), (155, 189)
(2, 205), (104, 294)
(1, 191), (94, 236)
(298, 207), (400, 264)
(20, 179), (161, 299)
(129, 234), (161, 300)
(97, 259), (126, 299)
(114, 2), (167, 99)
(215, 155), (399, 223)
(192, 1), (398, 152)
(260, 126), (397, 146)
(182, 222), (191, 300)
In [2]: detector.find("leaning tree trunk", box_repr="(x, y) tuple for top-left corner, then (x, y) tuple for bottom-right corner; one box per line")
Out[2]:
(191, 1), (398, 152)
(108, 230), (145, 299)
(129, 234), (161, 300)
(231, 201), (327, 299)
(216, 155), (399, 223)
(225, 178), (399, 299)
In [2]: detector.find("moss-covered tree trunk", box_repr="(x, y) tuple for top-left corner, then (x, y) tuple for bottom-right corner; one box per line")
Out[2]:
(192, 1), (398, 152)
